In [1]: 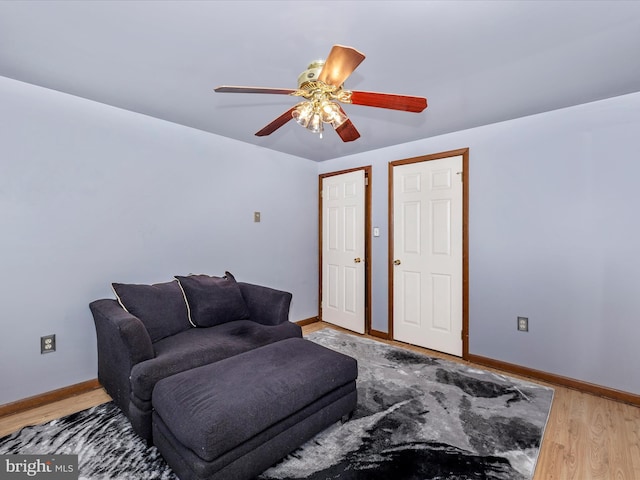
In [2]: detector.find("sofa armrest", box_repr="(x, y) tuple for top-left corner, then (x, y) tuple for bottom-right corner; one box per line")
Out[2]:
(238, 282), (292, 326)
(89, 299), (154, 414)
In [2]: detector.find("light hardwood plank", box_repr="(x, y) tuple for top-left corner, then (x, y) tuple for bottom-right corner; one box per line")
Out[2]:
(0, 388), (111, 438)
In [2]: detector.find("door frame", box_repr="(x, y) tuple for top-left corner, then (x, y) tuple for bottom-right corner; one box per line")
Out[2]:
(319, 166), (372, 334)
(388, 148), (469, 358)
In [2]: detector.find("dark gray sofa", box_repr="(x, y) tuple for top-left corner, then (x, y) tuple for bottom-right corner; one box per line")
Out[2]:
(90, 272), (302, 442)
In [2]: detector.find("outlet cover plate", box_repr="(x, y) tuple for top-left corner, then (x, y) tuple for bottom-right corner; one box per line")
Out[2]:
(517, 316), (529, 332)
(41, 334), (56, 354)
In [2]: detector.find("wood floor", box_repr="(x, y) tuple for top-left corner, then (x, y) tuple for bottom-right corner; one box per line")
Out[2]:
(1, 322), (638, 479)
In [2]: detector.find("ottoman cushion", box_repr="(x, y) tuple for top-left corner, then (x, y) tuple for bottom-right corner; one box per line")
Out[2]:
(152, 337), (358, 462)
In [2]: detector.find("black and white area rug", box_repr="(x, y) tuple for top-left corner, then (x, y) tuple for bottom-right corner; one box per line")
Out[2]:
(0, 329), (554, 479)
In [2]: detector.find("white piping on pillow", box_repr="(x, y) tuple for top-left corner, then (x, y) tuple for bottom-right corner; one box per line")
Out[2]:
(112, 285), (130, 313)
(175, 278), (197, 327)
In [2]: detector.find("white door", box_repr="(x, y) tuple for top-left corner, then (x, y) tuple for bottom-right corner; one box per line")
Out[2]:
(392, 155), (463, 356)
(321, 170), (365, 334)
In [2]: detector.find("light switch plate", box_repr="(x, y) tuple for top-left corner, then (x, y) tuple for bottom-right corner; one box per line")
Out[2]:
(254, 212), (261, 223)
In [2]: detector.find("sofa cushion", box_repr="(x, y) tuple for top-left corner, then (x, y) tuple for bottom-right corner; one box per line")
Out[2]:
(175, 272), (250, 327)
(112, 280), (190, 343)
(129, 320), (302, 402)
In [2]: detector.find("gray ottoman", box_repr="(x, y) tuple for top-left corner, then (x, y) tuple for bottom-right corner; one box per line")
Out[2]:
(152, 337), (358, 480)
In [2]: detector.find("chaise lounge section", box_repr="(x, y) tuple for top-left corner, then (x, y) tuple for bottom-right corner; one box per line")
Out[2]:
(90, 272), (302, 442)
(152, 337), (358, 480)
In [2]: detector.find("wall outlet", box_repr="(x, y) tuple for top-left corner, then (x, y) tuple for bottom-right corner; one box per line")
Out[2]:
(517, 317), (529, 332)
(41, 334), (56, 353)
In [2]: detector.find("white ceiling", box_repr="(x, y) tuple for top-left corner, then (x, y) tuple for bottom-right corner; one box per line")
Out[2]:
(1, 1), (639, 162)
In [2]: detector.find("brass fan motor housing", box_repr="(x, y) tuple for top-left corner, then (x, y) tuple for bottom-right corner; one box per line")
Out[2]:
(297, 60), (325, 89)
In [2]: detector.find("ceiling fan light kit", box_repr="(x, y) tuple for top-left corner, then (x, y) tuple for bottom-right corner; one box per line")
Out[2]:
(291, 76), (350, 138)
(291, 100), (347, 138)
(214, 45), (427, 143)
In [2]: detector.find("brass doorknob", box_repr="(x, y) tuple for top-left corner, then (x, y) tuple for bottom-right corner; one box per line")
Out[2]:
(393, 259), (401, 266)
(354, 257), (362, 263)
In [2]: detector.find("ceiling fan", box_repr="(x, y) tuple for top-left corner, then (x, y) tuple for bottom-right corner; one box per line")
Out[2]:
(214, 45), (427, 142)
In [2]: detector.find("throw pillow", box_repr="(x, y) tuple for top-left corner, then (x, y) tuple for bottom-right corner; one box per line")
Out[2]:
(112, 280), (191, 342)
(174, 272), (250, 327)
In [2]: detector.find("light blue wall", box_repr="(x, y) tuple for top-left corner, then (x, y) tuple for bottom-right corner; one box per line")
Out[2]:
(2, 73), (639, 406)
(319, 92), (640, 396)
(0, 76), (319, 405)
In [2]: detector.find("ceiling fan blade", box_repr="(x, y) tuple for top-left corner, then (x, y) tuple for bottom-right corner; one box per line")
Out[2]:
(335, 119), (361, 142)
(317, 45), (365, 87)
(334, 106), (360, 142)
(215, 86), (296, 95)
(255, 106), (296, 136)
(349, 90), (427, 112)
